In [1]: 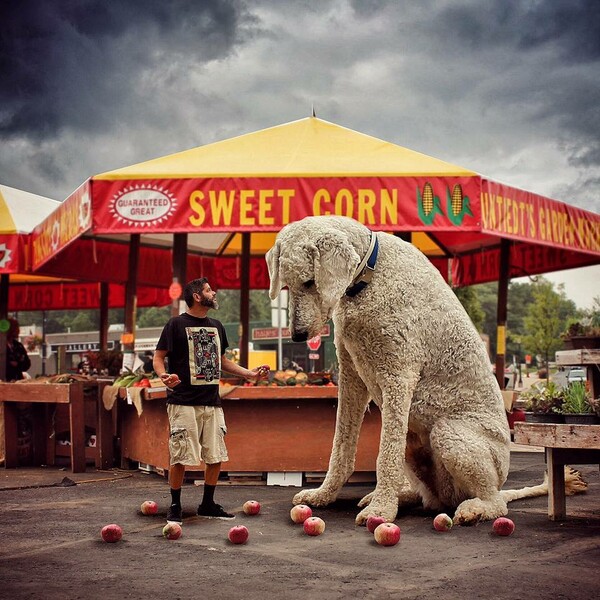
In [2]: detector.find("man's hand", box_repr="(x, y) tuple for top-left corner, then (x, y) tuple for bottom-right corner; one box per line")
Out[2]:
(248, 365), (270, 383)
(160, 373), (181, 388)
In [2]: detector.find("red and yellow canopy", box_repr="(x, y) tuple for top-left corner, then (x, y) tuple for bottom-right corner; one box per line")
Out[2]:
(0, 184), (59, 274)
(31, 117), (600, 288)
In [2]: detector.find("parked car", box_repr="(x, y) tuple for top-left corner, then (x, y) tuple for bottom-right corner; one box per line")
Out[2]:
(567, 368), (586, 384)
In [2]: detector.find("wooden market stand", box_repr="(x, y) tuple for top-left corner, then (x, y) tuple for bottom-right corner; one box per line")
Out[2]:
(0, 380), (112, 473)
(117, 385), (380, 483)
(513, 346), (600, 521)
(514, 422), (600, 520)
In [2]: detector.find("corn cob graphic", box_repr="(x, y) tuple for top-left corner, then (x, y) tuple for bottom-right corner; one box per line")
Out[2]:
(451, 184), (463, 216)
(445, 184), (473, 225)
(416, 182), (443, 225)
(422, 183), (434, 216)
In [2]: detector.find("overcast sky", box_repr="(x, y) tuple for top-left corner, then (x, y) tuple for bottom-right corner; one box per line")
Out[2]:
(1, 0), (598, 308)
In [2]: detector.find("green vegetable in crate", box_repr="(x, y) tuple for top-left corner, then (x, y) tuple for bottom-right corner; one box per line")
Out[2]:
(126, 374), (146, 387)
(286, 377), (297, 386)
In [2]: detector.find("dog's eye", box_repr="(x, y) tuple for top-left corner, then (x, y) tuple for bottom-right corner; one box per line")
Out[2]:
(303, 279), (315, 289)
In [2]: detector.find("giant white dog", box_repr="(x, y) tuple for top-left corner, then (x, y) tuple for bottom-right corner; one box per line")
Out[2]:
(266, 216), (582, 525)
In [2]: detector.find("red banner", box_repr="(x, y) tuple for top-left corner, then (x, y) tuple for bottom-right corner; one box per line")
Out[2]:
(90, 176), (481, 234)
(31, 181), (92, 269)
(9, 282), (171, 311)
(34, 237), (271, 290)
(452, 243), (600, 287)
(0, 234), (25, 273)
(481, 179), (600, 255)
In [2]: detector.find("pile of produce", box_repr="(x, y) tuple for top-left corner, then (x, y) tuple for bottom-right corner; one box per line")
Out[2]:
(112, 369), (152, 388)
(253, 370), (334, 387)
(14, 373), (95, 384)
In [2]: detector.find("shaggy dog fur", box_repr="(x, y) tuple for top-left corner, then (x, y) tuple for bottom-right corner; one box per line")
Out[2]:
(266, 216), (584, 525)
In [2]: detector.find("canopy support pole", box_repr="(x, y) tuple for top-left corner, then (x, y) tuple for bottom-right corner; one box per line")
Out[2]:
(0, 274), (8, 382)
(171, 233), (188, 318)
(495, 239), (510, 389)
(99, 282), (109, 351)
(239, 233), (251, 368)
(123, 234), (140, 365)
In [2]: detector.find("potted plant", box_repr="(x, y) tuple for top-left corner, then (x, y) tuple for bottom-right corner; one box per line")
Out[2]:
(561, 320), (600, 350)
(521, 381), (564, 423)
(559, 381), (598, 424)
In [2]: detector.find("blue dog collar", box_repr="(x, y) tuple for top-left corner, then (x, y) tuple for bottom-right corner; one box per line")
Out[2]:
(345, 232), (379, 298)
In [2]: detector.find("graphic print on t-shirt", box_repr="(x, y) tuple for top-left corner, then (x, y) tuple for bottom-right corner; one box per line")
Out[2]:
(186, 327), (222, 385)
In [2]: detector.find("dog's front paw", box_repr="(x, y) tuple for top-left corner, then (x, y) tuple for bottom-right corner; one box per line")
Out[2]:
(293, 487), (335, 507)
(355, 498), (398, 525)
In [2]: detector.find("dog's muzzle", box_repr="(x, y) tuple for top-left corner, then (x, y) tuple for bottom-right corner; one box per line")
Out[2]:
(291, 330), (309, 342)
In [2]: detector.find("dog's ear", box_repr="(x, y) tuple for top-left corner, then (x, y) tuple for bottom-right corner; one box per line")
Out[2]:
(313, 232), (360, 307)
(266, 241), (282, 300)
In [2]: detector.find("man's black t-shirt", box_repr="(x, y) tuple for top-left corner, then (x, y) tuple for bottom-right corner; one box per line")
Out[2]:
(155, 313), (229, 406)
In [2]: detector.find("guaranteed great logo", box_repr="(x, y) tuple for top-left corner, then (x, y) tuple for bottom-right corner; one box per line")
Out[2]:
(110, 185), (176, 226)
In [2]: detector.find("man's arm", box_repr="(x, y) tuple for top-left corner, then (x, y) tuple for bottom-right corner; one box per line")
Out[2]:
(221, 356), (269, 383)
(153, 350), (180, 388)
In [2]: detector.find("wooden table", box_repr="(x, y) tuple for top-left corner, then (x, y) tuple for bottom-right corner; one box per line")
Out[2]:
(0, 381), (112, 472)
(513, 422), (600, 520)
(117, 385), (381, 479)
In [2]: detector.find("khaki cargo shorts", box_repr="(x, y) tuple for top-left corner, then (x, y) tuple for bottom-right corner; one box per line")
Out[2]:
(167, 404), (229, 466)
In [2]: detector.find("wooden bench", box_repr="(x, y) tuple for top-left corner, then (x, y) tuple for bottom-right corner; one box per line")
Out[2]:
(0, 381), (112, 473)
(513, 422), (600, 520)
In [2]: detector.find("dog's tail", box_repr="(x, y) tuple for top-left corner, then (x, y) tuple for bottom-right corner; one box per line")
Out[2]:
(500, 466), (588, 503)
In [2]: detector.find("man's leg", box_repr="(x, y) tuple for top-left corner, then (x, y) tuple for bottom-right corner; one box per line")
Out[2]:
(166, 404), (201, 524)
(197, 462), (233, 518)
(167, 463), (185, 523)
(200, 462), (221, 508)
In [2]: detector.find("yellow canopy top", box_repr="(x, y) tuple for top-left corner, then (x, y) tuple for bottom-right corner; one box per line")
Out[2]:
(94, 117), (476, 180)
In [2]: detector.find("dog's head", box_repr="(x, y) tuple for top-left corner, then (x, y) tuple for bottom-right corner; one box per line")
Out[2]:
(266, 218), (361, 341)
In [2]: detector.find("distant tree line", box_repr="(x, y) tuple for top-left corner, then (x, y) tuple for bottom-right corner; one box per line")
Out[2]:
(455, 278), (598, 366)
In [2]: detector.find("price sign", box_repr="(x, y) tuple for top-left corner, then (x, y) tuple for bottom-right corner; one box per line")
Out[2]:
(169, 282), (182, 300)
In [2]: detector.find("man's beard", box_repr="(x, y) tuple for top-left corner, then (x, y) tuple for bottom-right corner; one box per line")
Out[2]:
(201, 297), (219, 310)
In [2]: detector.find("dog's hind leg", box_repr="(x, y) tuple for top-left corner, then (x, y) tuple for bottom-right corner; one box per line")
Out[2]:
(293, 347), (369, 508)
(428, 418), (511, 525)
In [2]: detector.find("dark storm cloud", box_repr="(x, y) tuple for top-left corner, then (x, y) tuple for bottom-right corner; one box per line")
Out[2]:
(424, 0), (600, 185)
(0, 0), (258, 139)
(432, 0), (600, 61)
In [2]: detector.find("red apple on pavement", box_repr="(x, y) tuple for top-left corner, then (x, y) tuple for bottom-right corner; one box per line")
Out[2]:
(243, 500), (261, 515)
(366, 515), (387, 534)
(303, 516), (326, 536)
(140, 500), (158, 515)
(290, 504), (312, 524)
(492, 517), (515, 536)
(433, 513), (453, 532)
(101, 524), (123, 543)
(162, 522), (182, 540)
(374, 522), (401, 546)
(228, 525), (249, 544)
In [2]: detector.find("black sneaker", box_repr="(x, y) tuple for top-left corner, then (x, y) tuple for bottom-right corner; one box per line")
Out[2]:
(197, 503), (235, 519)
(166, 503), (183, 524)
